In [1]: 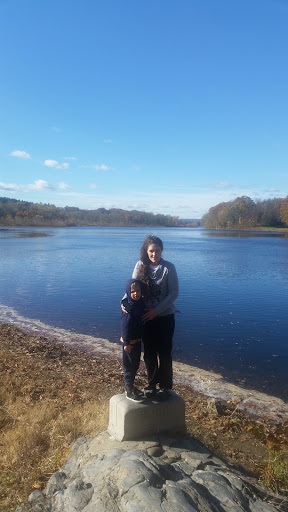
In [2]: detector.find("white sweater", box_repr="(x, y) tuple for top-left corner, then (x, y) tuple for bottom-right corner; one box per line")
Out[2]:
(132, 258), (179, 317)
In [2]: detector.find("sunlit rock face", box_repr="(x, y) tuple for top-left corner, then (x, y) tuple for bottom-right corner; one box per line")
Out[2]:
(22, 430), (280, 512)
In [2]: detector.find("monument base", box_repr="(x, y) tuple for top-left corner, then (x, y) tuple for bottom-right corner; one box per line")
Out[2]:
(108, 391), (186, 441)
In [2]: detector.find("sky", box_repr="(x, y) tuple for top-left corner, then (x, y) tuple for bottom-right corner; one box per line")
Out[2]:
(0, 0), (287, 219)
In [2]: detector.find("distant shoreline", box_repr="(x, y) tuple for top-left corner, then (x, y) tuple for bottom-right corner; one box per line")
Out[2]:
(1, 224), (288, 232)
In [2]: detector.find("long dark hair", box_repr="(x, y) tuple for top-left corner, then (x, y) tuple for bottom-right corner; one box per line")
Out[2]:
(137, 235), (163, 287)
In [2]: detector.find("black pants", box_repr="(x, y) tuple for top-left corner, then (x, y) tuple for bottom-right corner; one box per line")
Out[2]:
(143, 314), (175, 390)
(122, 342), (141, 392)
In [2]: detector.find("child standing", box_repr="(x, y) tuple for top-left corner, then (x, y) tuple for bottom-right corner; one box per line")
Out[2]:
(120, 278), (146, 402)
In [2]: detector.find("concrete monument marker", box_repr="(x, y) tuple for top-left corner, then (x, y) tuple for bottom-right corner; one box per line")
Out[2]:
(108, 391), (186, 441)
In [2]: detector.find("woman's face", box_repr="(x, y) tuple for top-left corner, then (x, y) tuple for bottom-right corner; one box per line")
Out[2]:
(147, 243), (162, 266)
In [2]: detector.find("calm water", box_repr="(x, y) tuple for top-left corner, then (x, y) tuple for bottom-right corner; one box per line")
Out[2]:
(0, 226), (287, 399)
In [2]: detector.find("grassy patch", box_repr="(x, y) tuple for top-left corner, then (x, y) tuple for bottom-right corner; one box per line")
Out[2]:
(261, 449), (288, 494)
(0, 344), (110, 511)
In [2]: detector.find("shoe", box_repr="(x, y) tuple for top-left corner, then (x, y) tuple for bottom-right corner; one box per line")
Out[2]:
(143, 385), (157, 398)
(125, 388), (145, 403)
(132, 386), (145, 398)
(156, 389), (171, 401)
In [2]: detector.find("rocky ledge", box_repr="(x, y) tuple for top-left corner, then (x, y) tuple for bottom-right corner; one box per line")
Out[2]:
(17, 430), (284, 512)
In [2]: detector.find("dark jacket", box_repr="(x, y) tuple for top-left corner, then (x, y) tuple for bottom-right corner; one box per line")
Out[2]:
(121, 279), (146, 346)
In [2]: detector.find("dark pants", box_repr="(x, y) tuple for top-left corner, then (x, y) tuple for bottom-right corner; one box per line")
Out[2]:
(143, 314), (175, 390)
(122, 341), (141, 392)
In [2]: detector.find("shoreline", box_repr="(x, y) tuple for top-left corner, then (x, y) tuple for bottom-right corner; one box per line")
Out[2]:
(1, 224), (288, 231)
(1, 303), (287, 424)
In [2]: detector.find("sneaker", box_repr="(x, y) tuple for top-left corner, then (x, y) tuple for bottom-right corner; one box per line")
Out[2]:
(132, 386), (145, 398)
(143, 385), (157, 398)
(156, 389), (171, 401)
(125, 388), (145, 403)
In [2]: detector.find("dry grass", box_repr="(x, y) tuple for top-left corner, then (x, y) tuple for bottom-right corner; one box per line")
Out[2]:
(0, 398), (108, 502)
(0, 327), (123, 512)
(0, 323), (287, 511)
(0, 351), (109, 512)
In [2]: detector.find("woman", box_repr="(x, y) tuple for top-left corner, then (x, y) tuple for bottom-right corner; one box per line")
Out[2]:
(131, 235), (179, 400)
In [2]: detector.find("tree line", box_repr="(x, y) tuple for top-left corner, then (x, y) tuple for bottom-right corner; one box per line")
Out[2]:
(201, 196), (288, 229)
(0, 197), (183, 227)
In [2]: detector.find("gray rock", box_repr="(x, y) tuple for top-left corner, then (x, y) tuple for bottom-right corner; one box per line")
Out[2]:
(52, 478), (93, 511)
(22, 430), (282, 512)
(146, 445), (163, 457)
(28, 490), (45, 504)
(46, 471), (67, 495)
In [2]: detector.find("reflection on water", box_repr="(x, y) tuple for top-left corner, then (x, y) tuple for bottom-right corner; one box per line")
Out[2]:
(0, 228), (52, 238)
(0, 226), (287, 400)
(203, 230), (287, 238)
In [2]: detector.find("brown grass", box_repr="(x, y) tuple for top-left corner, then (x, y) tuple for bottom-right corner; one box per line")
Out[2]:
(0, 327), (120, 512)
(0, 323), (287, 511)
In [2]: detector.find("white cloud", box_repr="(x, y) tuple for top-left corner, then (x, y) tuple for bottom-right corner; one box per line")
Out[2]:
(56, 192), (95, 198)
(58, 182), (71, 190)
(10, 150), (31, 159)
(93, 164), (111, 171)
(51, 126), (62, 133)
(80, 164), (112, 171)
(56, 191), (218, 218)
(213, 182), (234, 189)
(264, 187), (280, 193)
(89, 184), (100, 189)
(27, 180), (53, 191)
(44, 159), (69, 170)
(0, 182), (19, 191)
(63, 156), (77, 161)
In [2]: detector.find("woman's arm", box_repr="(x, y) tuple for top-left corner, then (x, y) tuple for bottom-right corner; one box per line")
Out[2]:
(153, 263), (179, 316)
(132, 260), (142, 279)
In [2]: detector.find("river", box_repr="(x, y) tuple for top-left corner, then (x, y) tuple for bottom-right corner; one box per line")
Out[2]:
(0, 226), (287, 400)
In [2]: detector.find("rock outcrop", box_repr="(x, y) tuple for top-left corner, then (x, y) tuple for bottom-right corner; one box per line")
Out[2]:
(17, 431), (283, 512)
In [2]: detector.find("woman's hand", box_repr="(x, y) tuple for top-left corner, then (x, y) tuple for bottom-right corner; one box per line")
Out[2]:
(121, 303), (128, 314)
(142, 309), (158, 322)
(124, 344), (132, 353)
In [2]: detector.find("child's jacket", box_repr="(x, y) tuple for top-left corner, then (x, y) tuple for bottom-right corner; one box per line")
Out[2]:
(120, 279), (146, 347)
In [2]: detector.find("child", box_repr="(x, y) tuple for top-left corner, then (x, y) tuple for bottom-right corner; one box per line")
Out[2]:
(120, 278), (146, 402)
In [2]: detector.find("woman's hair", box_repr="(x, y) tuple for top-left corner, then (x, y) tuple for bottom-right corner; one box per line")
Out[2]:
(137, 235), (163, 286)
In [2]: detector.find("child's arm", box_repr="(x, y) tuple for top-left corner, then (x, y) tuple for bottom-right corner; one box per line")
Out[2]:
(122, 297), (132, 313)
(121, 305), (133, 352)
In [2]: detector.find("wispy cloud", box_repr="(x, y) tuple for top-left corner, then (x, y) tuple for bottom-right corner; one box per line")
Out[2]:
(80, 164), (112, 171)
(212, 182), (234, 189)
(104, 139), (112, 144)
(93, 164), (111, 171)
(0, 182), (19, 191)
(63, 156), (77, 161)
(10, 150), (31, 159)
(89, 184), (100, 190)
(27, 180), (54, 190)
(51, 126), (62, 133)
(56, 192), (97, 198)
(264, 187), (280, 193)
(44, 159), (69, 170)
(58, 182), (71, 190)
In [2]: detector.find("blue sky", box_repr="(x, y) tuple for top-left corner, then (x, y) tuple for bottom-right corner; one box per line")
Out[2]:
(0, 0), (287, 219)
